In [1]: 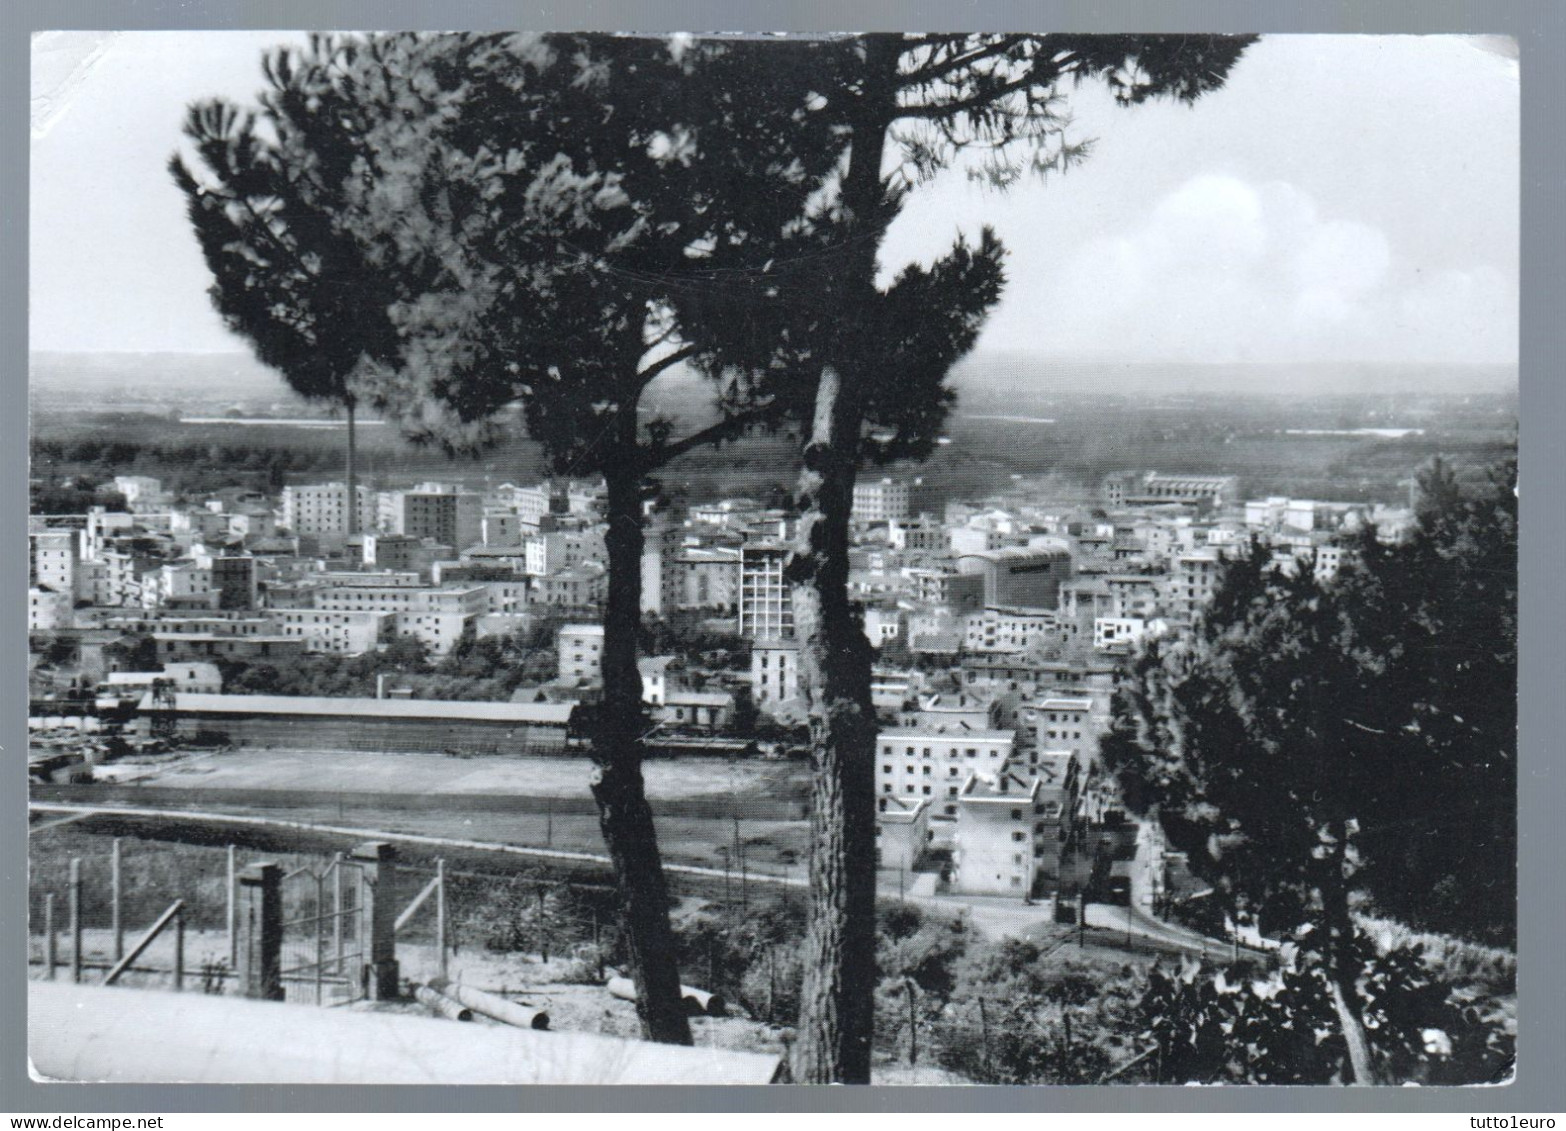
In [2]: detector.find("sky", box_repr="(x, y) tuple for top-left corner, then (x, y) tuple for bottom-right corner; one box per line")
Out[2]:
(29, 31), (1519, 366)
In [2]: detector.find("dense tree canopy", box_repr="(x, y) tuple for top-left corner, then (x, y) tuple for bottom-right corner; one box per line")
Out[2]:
(1102, 457), (1517, 1081)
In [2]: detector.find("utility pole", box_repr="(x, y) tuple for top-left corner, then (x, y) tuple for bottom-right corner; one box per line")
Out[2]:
(111, 838), (123, 962)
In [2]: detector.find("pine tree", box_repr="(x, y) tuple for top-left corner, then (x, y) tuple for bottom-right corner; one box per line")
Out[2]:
(216, 32), (852, 1044)
(767, 33), (1256, 1083)
(169, 37), (407, 536)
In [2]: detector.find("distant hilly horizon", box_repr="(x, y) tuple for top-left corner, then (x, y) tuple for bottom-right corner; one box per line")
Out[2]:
(28, 348), (1520, 402)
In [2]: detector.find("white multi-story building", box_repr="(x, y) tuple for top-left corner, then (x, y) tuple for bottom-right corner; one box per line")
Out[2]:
(558, 624), (604, 685)
(852, 477), (936, 525)
(952, 768), (1046, 897)
(82, 509), (137, 559)
(144, 561), (213, 609)
(877, 725), (1016, 818)
(30, 529), (78, 597)
(524, 526), (607, 577)
(273, 608), (396, 654)
(904, 567), (985, 612)
(281, 482), (376, 542)
(887, 518), (946, 553)
(104, 661), (224, 696)
(963, 607), (1059, 654)
(751, 638), (801, 707)
(640, 515), (685, 617)
(531, 564), (607, 609)
(1094, 616), (1151, 653)
(113, 475), (168, 508)
(1017, 696), (1095, 762)
(948, 525), (1014, 556)
(305, 584), (487, 655)
(863, 605), (905, 648)
(379, 489), (483, 552)
(1166, 548), (1224, 623)
(481, 511), (523, 547)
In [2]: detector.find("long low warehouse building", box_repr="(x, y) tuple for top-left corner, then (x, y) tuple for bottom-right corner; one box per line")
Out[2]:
(133, 692), (580, 755)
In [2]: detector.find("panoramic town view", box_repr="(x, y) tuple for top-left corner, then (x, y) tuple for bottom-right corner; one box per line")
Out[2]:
(25, 32), (1517, 1088)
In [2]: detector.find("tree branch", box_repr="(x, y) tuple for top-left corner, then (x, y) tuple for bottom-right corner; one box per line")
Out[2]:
(896, 71), (1050, 121)
(899, 35), (1027, 87)
(634, 343), (700, 391)
(647, 400), (778, 470)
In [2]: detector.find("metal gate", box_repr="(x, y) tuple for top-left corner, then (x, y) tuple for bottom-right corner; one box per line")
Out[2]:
(278, 855), (366, 1006)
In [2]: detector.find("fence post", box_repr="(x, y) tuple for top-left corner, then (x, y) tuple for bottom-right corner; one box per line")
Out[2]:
(315, 872), (326, 1006)
(536, 880), (549, 964)
(436, 859), (447, 981)
(979, 996), (992, 1077)
(350, 842), (399, 1001)
(593, 909), (603, 982)
(45, 893), (57, 981)
(237, 862), (283, 1001)
(332, 852), (344, 975)
(226, 845), (237, 970)
(69, 858), (82, 985)
(174, 909), (185, 993)
(111, 838), (123, 962)
(905, 976), (918, 1066)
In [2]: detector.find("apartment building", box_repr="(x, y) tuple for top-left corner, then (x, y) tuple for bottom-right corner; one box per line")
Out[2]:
(281, 482), (376, 541)
(962, 606), (1059, 654)
(558, 624), (604, 685)
(531, 564), (607, 609)
(751, 638), (801, 706)
(675, 546), (741, 611)
(1166, 548), (1224, 623)
(853, 477), (939, 525)
(273, 608), (396, 654)
(877, 725), (1016, 817)
(30, 529), (78, 597)
(1016, 696), (1095, 761)
(952, 768), (1046, 897)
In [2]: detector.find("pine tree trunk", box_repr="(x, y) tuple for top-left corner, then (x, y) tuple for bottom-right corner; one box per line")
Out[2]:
(787, 43), (899, 1085)
(788, 367), (879, 1084)
(344, 398), (359, 537)
(590, 464), (692, 1045)
(1322, 824), (1378, 1085)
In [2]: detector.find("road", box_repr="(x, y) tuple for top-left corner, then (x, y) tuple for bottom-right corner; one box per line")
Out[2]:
(32, 799), (1253, 960)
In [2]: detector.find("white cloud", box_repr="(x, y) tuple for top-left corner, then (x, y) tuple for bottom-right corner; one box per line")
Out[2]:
(1028, 172), (1514, 363)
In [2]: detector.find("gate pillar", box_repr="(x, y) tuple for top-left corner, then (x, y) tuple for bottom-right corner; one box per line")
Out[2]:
(350, 841), (399, 1000)
(237, 862), (283, 1001)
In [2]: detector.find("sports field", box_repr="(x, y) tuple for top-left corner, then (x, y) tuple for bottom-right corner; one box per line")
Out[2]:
(139, 746), (807, 801)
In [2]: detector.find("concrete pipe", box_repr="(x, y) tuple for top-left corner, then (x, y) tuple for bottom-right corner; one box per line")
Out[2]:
(606, 975), (726, 1018)
(413, 983), (473, 1022)
(427, 976), (548, 1030)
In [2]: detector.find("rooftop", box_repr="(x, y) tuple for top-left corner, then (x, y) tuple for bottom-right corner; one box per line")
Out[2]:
(879, 726), (1015, 743)
(960, 768), (1040, 800)
(137, 692), (578, 725)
